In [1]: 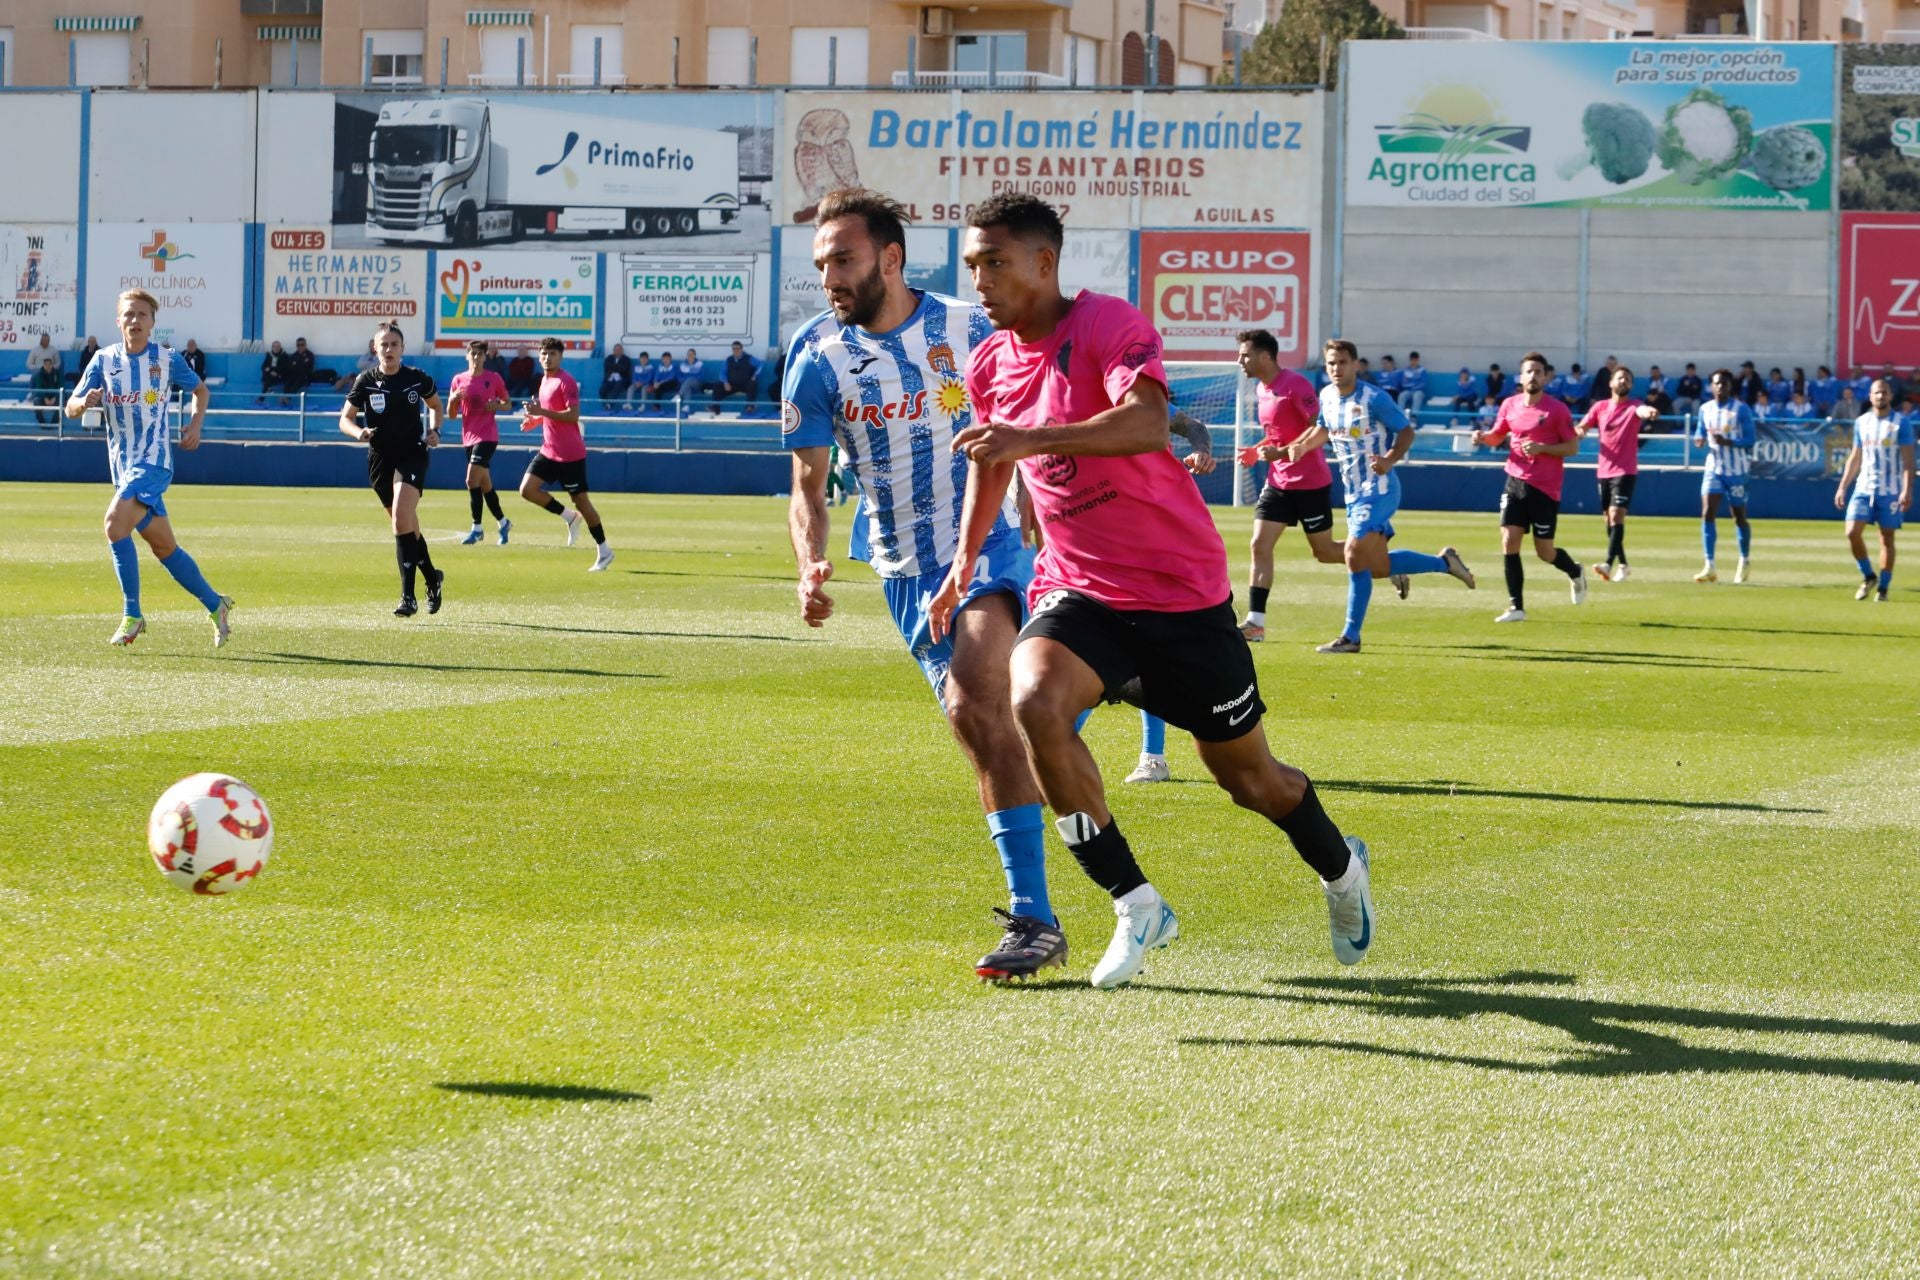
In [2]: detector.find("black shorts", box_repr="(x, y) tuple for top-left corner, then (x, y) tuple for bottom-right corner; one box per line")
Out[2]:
(1254, 483), (1335, 534)
(527, 453), (589, 494)
(368, 448), (429, 511)
(1599, 473), (1636, 511)
(1499, 475), (1560, 539)
(1017, 589), (1265, 742)
(465, 440), (498, 469)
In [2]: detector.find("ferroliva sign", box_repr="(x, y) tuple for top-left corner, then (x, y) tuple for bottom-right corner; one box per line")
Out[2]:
(1344, 41), (1834, 212)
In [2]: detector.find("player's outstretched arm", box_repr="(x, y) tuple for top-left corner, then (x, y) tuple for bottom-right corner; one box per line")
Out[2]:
(930, 458), (1016, 645)
(789, 447), (835, 627)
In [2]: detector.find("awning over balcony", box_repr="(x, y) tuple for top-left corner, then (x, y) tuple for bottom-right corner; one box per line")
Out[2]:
(256, 25), (322, 41)
(467, 9), (533, 26)
(54, 16), (142, 32)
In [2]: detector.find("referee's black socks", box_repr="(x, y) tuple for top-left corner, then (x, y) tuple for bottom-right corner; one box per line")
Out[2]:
(1055, 812), (1147, 899)
(412, 532), (435, 572)
(1272, 780), (1352, 882)
(394, 534), (417, 596)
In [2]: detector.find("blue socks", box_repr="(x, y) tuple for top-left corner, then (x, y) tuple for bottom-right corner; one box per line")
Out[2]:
(159, 545), (222, 611)
(1857, 556), (1875, 579)
(1736, 523), (1751, 557)
(988, 805), (1052, 924)
(1702, 520), (1718, 560)
(1141, 712), (1166, 756)
(110, 537), (141, 618)
(1879, 568), (1894, 593)
(1388, 548), (1448, 575)
(1343, 570), (1373, 642)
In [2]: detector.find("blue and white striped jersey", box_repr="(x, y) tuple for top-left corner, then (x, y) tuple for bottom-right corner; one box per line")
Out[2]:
(1317, 380), (1410, 502)
(75, 342), (200, 484)
(1693, 399), (1755, 479)
(782, 290), (1014, 579)
(1853, 411), (1916, 498)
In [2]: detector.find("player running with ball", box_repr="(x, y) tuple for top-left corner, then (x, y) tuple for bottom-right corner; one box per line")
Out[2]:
(68, 288), (234, 647)
(932, 193), (1376, 990)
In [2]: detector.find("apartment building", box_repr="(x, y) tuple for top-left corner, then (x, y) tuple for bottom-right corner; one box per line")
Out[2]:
(0, 0), (1230, 89)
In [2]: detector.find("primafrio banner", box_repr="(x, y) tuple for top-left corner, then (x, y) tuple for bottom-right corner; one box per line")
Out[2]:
(1344, 41), (1834, 212)
(780, 90), (1322, 231)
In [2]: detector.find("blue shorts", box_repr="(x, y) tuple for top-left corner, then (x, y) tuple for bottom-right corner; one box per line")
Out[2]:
(1702, 474), (1748, 505)
(882, 526), (1034, 708)
(1344, 485), (1399, 541)
(115, 463), (171, 520)
(1847, 491), (1905, 530)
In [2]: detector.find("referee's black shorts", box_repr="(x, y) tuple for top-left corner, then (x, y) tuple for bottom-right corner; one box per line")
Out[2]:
(368, 447), (430, 511)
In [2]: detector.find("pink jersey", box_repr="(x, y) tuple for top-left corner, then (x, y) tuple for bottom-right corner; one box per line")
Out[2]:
(531, 369), (584, 462)
(1257, 369), (1330, 490)
(449, 370), (507, 446)
(1490, 394), (1577, 500)
(1578, 397), (1646, 480)
(967, 292), (1229, 613)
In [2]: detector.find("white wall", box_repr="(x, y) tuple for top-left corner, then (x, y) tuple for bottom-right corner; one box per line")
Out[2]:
(256, 91), (334, 224)
(1338, 206), (1834, 373)
(0, 95), (82, 222)
(90, 92), (256, 222)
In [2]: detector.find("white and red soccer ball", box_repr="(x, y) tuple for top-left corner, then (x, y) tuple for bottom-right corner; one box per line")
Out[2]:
(146, 773), (273, 895)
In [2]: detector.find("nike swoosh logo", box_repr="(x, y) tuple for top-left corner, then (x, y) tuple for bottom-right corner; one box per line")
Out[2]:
(1228, 705), (1254, 725)
(1131, 924), (1148, 946)
(1349, 903), (1371, 952)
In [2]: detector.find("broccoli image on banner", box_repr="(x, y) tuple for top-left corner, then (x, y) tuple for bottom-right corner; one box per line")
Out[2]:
(1657, 87), (1753, 185)
(1559, 101), (1657, 183)
(1749, 124), (1827, 191)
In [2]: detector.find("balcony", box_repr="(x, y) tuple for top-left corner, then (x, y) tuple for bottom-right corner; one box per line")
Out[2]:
(890, 69), (1070, 88)
(241, 0), (323, 13)
(1402, 26), (1499, 39)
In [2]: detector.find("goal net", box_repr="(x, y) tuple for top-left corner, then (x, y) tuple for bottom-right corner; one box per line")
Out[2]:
(1164, 360), (1259, 507)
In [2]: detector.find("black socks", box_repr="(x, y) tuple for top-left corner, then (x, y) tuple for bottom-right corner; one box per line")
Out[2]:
(543, 497), (566, 515)
(484, 489), (504, 520)
(1272, 780), (1352, 881)
(1607, 523), (1626, 566)
(588, 522), (606, 546)
(468, 488), (483, 523)
(1504, 553), (1524, 609)
(1551, 548), (1580, 580)
(1248, 585), (1270, 614)
(1057, 813), (1147, 899)
(395, 535), (416, 596)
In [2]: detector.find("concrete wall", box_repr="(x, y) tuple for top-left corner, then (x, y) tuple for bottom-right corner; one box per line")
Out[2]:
(1338, 207), (1834, 373)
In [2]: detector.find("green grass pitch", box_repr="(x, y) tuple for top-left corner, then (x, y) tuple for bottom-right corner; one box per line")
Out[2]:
(2, 481), (1918, 1277)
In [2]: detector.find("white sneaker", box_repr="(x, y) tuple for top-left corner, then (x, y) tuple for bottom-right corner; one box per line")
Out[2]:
(1323, 837), (1374, 966)
(589, 544), (615, 573)
(1694, 562), (1717, 583)
(211, 595), (234, 648)
(1390, 573), (1411, 600)
(1441, 546), (1475, 589)
(1857, 578), (1876, 601)
(1494, 607), (1527, 623)
(1735, 557), (1750, 584)
(563, 509), (581, 547)
(1123, 755), (1170, 783)
(1589, 562), (1612, 582)
(1570, 568), (1588, 605)
(1613, 563), (1631, 582)
(1090, 887), (1179, 989)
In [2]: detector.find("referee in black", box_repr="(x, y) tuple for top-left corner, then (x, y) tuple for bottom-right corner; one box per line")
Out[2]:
(339, 321), (447, 616)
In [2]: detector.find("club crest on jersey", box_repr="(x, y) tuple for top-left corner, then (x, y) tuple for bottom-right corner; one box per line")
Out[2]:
(1037, 454), (1077, 486)
(842, 388), (928, 429)
(925, 343), (958, 376)
(780, 399), (803, 435)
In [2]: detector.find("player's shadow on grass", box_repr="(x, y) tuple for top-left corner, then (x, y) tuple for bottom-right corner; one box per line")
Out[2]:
(1167, 971), (1920, 1085)
(1378, 642), (1829, 675)
(620, 568), (795, 583)
(209, 651), (663, 680)
(486, 620), (810, 644)
(434, 1081), (649, 1102)
(1313, 778), (1820, 815)
(1602, 620), (1910, 643)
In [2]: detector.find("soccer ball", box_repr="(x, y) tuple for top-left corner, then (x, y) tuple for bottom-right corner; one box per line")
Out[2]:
(146, 773), (273, 895)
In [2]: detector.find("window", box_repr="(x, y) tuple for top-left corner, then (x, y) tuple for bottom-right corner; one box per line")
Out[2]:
(478, 28), (533, 83)
(707, 27), (749, 85)
(71, 33), (131, 86)
(569, 24), (623, 84)
(1176, 62), (1207, 86)
(1064, 35), (1098, 86)
(952, 33), (1027, 81)
(364, 29), (424, 85)
(269, 38), (322, 87)
(790, 28), (867, 86)
(0, 28), (13, 87)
